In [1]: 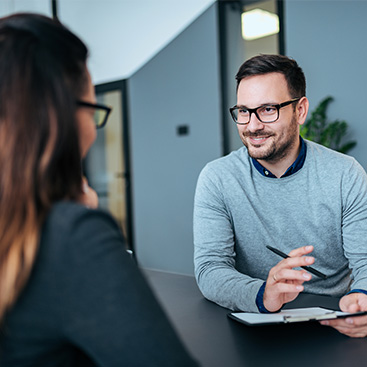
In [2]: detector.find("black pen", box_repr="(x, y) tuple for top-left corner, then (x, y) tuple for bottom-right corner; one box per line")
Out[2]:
(266, 245), (328, 279)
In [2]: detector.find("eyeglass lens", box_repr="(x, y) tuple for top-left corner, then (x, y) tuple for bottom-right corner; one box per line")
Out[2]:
(233, 105), (279, 124)
(94, 109), (107, 128)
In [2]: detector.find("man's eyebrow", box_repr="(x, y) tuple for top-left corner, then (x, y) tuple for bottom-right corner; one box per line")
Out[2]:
(236, 102), (279, 109)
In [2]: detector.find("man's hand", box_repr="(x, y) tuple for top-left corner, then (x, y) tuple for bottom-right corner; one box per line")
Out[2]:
(320, 293), (367, 338)
(263, 245), (314, 312)
(78, 177), (98, 209)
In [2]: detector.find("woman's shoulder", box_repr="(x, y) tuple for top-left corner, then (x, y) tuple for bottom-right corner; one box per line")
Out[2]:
(40, 201), (125, 262)
(45, 201), (119, 233)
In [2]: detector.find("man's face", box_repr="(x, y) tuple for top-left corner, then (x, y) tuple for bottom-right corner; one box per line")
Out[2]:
(236, 72), (301, 164)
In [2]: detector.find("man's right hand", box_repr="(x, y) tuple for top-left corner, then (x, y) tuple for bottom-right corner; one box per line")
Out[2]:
(263, 245), (315, 312)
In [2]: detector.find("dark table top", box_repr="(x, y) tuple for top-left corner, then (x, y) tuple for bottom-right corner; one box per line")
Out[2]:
(143, 269), (367, 367)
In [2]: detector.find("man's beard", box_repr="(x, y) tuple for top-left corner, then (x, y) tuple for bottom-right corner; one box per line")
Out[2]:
(241, 115), (299, 164)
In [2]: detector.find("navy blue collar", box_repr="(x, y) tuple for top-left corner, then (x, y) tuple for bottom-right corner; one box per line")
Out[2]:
(251, 137), (307, 178)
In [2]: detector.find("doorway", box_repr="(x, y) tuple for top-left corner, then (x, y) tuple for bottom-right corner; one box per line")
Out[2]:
(83, 80), (134, 252)
(218, 0), (284, 154)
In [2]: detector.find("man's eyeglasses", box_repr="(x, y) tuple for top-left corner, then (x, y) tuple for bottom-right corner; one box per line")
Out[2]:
(229, 97), (301, 125)
(76, 100), (112, 129)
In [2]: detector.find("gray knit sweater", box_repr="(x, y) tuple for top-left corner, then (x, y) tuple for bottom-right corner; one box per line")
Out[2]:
(194, 140), (367, 312)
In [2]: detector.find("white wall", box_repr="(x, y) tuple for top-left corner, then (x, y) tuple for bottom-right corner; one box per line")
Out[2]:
(285, 0), (367, 168)
(0, 0), (216, 84)
(0, 0), (50, 16)
(58, 0), (216, 84)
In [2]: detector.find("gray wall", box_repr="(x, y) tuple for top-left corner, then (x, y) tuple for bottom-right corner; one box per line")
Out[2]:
(285, 0), (367, 169)
(129, 4), (222, 274)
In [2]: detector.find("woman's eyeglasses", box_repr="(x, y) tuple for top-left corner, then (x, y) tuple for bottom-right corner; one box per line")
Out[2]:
(76, 100), (112, 129)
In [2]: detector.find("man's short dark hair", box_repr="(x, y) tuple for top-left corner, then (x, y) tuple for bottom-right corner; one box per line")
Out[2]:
(235, 54), (306, 98)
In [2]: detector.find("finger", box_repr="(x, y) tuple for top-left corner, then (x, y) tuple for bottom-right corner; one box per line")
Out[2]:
(277, 255), (315, 270)
(344, 315), (367, 327)
(320, 319), (367, 338)
(320, 318), (349, 328)
(288, 245), (314, 257)
(359, 296), (367, 309)
(270, 282), (304, 294)
(271, 268), (311, 284)
(321, 315), (367, 328)
(264, 282), (304, 307)
(332, 326), (367, 338)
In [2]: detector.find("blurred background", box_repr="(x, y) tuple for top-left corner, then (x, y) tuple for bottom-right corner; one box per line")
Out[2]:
(1, 0), (366, 275)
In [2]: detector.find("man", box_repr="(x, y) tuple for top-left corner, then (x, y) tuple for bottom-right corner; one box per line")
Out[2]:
(193, 54), (367, 337)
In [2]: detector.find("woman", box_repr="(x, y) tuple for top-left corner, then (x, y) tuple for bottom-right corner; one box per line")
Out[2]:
(0, 13), (199, 366)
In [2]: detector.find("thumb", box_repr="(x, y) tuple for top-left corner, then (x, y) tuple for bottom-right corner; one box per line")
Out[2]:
(340, 294), (360, 312)
(357, 294), (367, 311)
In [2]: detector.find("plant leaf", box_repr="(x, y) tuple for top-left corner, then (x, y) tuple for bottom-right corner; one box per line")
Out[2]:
(301, 96), (356, 154)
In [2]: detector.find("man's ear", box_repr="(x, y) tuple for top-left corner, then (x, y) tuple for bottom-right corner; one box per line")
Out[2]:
(297, 96), (309, 126)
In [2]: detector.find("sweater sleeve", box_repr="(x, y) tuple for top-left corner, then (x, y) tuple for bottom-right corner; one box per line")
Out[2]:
(193, 165), (263, 312)
(341, 159), (367, 291)
(57, 208), (199, 367)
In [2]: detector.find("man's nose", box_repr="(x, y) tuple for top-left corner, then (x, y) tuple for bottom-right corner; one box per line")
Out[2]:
(247, 112), (264, 132)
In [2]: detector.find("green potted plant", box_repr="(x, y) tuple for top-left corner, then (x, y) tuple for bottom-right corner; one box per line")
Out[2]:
(300, 96), (357, 154)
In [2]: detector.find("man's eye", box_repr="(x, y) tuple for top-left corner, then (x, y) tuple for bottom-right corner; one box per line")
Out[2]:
(238, 108), (249, 114)
(260, 106), (277, 114)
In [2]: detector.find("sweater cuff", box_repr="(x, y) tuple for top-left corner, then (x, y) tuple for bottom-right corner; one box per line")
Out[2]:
(255, 282), (276, 313)
(346, 289), (367, 296)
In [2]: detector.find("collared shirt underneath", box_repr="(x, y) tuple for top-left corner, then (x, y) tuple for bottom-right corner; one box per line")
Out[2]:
(251, 136), (307, 178)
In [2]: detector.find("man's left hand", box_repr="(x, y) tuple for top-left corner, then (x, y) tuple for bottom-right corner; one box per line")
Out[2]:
(320, 293), (367, 338)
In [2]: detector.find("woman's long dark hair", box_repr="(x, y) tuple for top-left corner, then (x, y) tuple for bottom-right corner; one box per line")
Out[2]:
(0, 13), (88, 320)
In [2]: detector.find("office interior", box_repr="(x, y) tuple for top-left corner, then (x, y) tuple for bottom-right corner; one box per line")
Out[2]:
(2, 0), (367, 276)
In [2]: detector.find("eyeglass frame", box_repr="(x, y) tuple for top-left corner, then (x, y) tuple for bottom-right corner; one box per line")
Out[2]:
(229, 97), (301, 125)
(76, 100), (112, 129)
